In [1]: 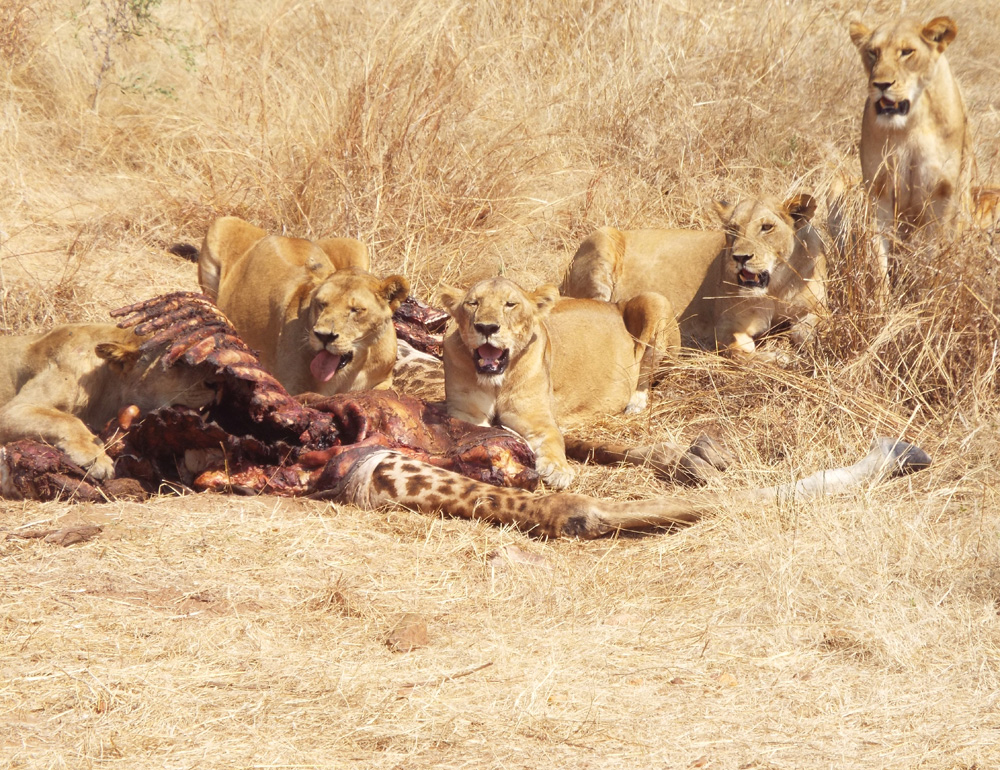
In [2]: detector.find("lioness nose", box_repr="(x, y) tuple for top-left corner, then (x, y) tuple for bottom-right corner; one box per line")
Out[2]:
(315, 331), (339, 346)
(474, 323), (500, 337)
(733, 253), (752, 265)
(873, 80), (893, 91)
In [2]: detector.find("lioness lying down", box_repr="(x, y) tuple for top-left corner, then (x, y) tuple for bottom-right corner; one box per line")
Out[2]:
(440, 277), (679, 488)
(848, 15), (974, 287)
(0, 324), (217, 479)
(198, 216), (409, 396)
(560, 195), (827, 358)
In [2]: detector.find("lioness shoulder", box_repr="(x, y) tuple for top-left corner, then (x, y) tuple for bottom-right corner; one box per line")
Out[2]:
(440, 277), (677, 488)
(561, 194), (826, 358)
(198, 216), (409, 396)
(0, 324), (216, 480)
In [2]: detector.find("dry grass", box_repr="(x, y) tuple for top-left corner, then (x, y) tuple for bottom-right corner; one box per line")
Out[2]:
(3, 0), (1000, 767)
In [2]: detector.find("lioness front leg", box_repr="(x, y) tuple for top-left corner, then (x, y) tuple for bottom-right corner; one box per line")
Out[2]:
(787, 311), (820, 348)
(503, 409), (574, 490)
(872, 196), (895, 297)
(0, 401), (115, 479)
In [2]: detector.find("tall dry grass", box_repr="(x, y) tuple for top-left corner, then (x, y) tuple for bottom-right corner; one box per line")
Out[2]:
(2, 0), (1000, 767)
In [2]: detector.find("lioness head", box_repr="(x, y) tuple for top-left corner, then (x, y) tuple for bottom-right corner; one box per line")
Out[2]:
(95, 337), (219, 412)
(440, 278), (559, 378)
(849, 16), (957, 128)
(306, 267), (409, 383)
(715, 194), (817, 293)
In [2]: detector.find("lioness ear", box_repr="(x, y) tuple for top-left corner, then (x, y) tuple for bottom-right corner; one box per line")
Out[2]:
(95, 341), (140, 371)
(921, 16), (957, 52)
(714, 200), (736, 223)
(783, 193), (817, 225)
(438, 285), (466, 316)
(379, 275), (410, 311)
(848, 20), (871, 50)
(530, 284), (559, 318)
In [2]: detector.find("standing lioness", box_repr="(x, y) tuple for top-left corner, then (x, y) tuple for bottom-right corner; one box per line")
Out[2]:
(848, 15), (974, 288)
(198, 217), (409, 396)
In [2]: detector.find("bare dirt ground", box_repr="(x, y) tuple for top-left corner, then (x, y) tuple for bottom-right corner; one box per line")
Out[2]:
(2, 0), (1000, 767)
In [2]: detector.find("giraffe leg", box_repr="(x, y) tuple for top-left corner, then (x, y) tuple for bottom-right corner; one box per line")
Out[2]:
(336, 449), (707, 538)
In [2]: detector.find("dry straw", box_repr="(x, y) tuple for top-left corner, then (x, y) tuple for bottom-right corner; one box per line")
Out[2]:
(2, 0), (1000, 767)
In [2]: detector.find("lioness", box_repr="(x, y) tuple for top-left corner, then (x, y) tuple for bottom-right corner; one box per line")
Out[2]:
(440, 278), (678, 488)
(561, 195), (826, 357)
(0, 324), (217, 479)
(198, 217), (409, 396)
(848, 15), (974, 288)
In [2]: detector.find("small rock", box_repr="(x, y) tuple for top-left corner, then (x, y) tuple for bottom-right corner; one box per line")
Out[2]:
(43, 525), (103, 547)
(385, 612), (429, 652)
(487, 545), (551, 571)
(714, 672), (738, 687)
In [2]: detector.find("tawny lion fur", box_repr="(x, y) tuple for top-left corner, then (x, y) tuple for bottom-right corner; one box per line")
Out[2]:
(561, 195), (826, 358)
(197, 217), (409, 396)
(0, 325), (217, 479)
(440, 277), (678, 489)
(848, 15), (975, 288)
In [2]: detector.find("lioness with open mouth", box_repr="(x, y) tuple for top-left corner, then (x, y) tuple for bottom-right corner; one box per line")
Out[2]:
(561, 195), (826, 358)
(848, 15), (975, 289)
(440, 278), (678, 489)
(198, 217), (409, 396)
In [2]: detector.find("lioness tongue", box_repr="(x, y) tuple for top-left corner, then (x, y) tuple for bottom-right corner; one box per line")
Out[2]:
(477, 344), (503, 364)
(310, 351), (342, 382)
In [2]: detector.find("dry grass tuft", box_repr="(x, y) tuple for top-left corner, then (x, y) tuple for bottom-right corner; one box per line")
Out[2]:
(0, 0), (39, 66)
(3, 0), (1000, 767)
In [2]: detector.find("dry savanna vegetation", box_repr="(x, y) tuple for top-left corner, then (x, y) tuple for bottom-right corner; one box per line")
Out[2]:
(3, 0), (1000, 767)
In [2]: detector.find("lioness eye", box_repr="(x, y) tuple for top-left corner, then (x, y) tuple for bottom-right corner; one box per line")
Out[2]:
(867, 49), (877, 61)
(350, 307), (364, 314)
(466, 300), (479, 308)
(760, 222), (773, 233)
(900, 48), (914, 57)
(504, 301), (517, 309)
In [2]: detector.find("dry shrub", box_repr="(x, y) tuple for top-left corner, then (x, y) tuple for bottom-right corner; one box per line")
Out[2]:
(818, 179), (1000, 420)
(0, 0), (39, 64)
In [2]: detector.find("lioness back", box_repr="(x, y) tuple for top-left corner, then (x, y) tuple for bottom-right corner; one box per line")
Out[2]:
(566, 228), (723, 307)
(546, 298), (647, 427)
(563, 227), (726, 345)
(199, 216), (370, 301)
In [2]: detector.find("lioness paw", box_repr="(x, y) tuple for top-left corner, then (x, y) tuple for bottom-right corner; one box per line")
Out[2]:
(63, 440), (115, 480)
(624, 390), (648, 414)
(87, 453), (116, 480)
(536, 458), (575, 490)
